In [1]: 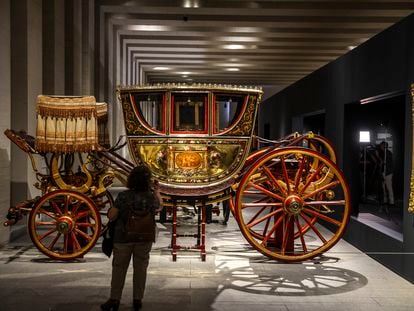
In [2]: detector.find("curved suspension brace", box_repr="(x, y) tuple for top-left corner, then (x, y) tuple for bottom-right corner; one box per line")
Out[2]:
(51, 154), (93, 193)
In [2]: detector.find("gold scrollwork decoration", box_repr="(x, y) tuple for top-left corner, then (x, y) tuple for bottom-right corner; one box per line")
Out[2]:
(120, 95), (152, 135)
(409, 84), (414, 213)
(226, 95), (257, 136)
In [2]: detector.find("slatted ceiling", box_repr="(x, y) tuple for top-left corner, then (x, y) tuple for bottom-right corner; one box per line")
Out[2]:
(99, 0), (414, 90)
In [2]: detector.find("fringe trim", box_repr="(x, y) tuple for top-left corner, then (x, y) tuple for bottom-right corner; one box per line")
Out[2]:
(35, 141), (99, 153)
(37, 105), (97, 119)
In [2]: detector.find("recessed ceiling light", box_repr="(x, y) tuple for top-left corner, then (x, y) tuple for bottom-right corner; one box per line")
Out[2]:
(178, 71), (191, 75)
(216, 63), (249, 68)
(222, 44), (246, 50)
(183, 0), (199, 8)
(228, 27), (261, 33)
(226, 68), (240, 72)
(218, 36), (260, 42)
(129, 25), (170, 31)
(153, 66), (171, 70)
(182, 75), (188, 78)
(348, 45), (356, 50)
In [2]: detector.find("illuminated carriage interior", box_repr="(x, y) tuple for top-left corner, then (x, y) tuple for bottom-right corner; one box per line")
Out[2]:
(118, 84), (263, 198)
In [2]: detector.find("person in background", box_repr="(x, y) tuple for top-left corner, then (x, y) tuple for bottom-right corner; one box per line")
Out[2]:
(377, 141), (394, 206)
(101, 165), (162, 311)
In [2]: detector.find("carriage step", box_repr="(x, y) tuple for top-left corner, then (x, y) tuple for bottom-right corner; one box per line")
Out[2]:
(176, 233), (198, 238)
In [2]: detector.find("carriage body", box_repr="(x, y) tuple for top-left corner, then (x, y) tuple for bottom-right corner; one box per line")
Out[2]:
(117, 84), (263, 198)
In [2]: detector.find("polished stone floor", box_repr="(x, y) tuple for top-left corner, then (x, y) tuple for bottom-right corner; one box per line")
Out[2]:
(1, 213), (414, 311)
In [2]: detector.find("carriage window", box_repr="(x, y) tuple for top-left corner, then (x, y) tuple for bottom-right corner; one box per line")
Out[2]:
(132, 93), (164, 133)
(172, 93), (207, 133)
(214, 94), (245, 133)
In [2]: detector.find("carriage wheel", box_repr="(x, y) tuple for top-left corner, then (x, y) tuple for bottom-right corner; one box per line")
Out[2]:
(235, 147), (350, 262)
(28, 190), (101, 260)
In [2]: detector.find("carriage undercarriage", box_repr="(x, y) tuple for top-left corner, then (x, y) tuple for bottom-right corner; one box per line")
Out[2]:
(3, 85), (350, 262)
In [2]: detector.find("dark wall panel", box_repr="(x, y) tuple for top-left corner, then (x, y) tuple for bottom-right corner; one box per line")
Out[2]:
(260, 13), (414, 281)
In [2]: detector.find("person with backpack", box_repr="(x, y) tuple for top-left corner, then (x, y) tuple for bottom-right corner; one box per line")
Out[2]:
(101, 165), (162, 311)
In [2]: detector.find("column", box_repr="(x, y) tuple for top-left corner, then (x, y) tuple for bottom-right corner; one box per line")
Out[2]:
(0, 0), (11, 245)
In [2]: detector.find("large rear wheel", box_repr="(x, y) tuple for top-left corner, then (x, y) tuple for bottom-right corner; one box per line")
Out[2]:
(235, 147), (350, 262)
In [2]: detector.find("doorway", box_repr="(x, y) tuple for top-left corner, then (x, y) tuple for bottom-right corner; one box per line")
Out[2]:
(344, 94), (405, 237)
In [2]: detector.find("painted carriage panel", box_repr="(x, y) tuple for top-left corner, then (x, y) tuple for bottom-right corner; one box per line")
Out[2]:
(118, 84), (263, 194)
(127, 137), (249, 192)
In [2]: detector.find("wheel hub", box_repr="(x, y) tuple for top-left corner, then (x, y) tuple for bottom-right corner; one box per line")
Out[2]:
(56, 216), (74, 234)
(283, 195), (304, 215)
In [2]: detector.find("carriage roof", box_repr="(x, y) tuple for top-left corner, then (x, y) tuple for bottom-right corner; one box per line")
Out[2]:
(117, 83), (263, 95)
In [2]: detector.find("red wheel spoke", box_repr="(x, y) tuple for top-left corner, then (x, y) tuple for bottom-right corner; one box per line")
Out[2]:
(73, 211), (91, 221)
(49, 201), (63, 216)
(247, 208), (283, 229)
(262, 166), (287, 196)
(262, 211), (272, 237)
(243, 190), (265, 195)
(75, 228), (92, 241)
(247, 182), (285, 202)
(39, 209), (58, 220)
(63, 234), (69, 253)
(47, 233), (61, 250)
(280, 155), (291, 194)
(242, 202), (282, 208)
(305, 200), (346, 206)
(295, 216), (307, 253)
(252, 196), (271, 204)
(302, 180), (341, 200)
(302, 207), (342, 226)
(76, 222), (95, 227)
(35, 221), (56, 226)
(64, 195), (70, 215)
(38, 228), (57, 241)
(300, 213), (327, 243)
(261, 215), (284, 246)
(71, 232), (82, 250)
(299, 164), (324, 195)
(294, 156), (306, 192)
(71, 201), (83, 215)
(246, 206), (267, 225)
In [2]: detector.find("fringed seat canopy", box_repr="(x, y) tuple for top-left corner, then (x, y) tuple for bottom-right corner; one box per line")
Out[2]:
(35, 95), (99, 153)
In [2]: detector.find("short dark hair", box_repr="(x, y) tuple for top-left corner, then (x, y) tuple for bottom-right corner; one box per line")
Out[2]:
(127, 165), (152, 192)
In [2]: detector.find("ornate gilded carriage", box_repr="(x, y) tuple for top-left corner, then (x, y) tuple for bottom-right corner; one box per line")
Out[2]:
(4, 84), (351, 263)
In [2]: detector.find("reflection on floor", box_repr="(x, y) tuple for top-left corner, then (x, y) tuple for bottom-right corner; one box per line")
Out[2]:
(356, 200), (403, 240)
(1, 213), (414, 310)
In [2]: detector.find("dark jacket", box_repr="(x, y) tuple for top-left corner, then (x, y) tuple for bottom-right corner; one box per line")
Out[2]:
(113, 189), (160, 243)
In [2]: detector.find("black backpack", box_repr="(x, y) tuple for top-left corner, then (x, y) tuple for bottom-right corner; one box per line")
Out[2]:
(123, 193), (156, 243)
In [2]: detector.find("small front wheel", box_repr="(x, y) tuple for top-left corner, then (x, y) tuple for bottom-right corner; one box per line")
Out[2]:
(28, 190), (101, 260)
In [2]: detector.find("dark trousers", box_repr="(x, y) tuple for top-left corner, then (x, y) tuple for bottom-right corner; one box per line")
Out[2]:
(110, 242), (152, 300)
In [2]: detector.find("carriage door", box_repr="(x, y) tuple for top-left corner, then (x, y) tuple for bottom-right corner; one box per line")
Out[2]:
(169, 92), (209, 184)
